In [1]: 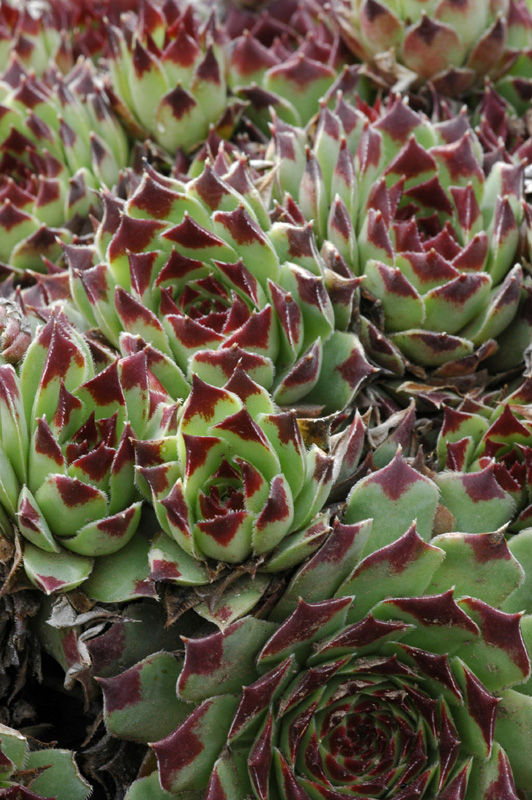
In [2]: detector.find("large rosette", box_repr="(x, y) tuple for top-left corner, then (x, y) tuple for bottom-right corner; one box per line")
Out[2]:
(99, 519), (532, 799)
(94, 452), (532, 799)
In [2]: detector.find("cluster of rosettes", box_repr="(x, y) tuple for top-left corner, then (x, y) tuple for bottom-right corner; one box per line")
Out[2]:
(0, 56), (129, 270)
(437, 377), (532, 532)
(271, 93), (527, 375)
(94, 450), (532, 800)
(0, 304), (342, 616)
(65, 156), (373, 415)
(336, 0), (532, 96)
(1, 2), (532, 800)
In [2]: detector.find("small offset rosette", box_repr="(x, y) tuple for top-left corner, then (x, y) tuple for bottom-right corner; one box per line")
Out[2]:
(99, 502), (532, 799)
(136, 372), (334, 623)
(437, 378), (532, 532)
(0, 57), (129, 270)
(0, 311), (177, 594)
(105, 3), (235, 155)
(336, 0), (532, 96)
(272, 94), (526, 377)
(66, 158), (373, 415)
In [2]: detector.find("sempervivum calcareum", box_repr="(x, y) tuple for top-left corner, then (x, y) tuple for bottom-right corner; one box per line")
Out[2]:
(134, 369), (335, 624)
(271, 94), (526, 378)
(0, 310), (178, 595)
(65, 157), (374, 416)
(97, 453), (532, 798)
(105, 1), (237, 156)
(335, 0), (532, 97)
(0, 56), (129, 270)
(436, 377), (532, 532)
(226, 0), (362, 134)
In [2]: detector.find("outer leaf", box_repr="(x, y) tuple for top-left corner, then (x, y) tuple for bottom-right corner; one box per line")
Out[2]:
(495, 689), (532, 790)
(23, 543), (93, 594)
(344, 449), (439, 556)
(153, 695), (240, 794)
(338, 523), (446, 621)
(435, 466), (515, 533)
(428, 531), (525, 607)
(99, 652), (188, 743)
(83, 529), (156, 602)
(24, 748), (91, 800)
(178, 617), (275, 703)
(269, 519), (372, 621)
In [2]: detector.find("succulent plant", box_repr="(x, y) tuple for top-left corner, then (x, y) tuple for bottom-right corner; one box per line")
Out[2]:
(0, 1), (72, 77)
(335, 0), (532, 97)
(0, 0), (140, 78)
(0, 310), (178, 595)
(66, 157), (373, 415)
(271, 94), (526, 376)
(98, 467), (532, 798)
(134, 370), (336, 624)
(436, 378), (532, 532)
(226, 0), (360, 133)
(105, 1), (236, 156)
(0, 722), (90, 799)
(0, 56), (129, 270)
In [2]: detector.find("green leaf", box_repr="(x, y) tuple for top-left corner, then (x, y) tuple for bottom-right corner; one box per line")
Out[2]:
(148, 531), (209, 586)
(270, 519), (371, 621)
(344, 449), (439, 556)
(83, 528), (155, 603)
(495, 688), (532, 789)
(124, 773), (177, 800)
(435, 467), (515, 533)
(194, 573), (271, 629)
(178, 616), (275, 703)
(23, 544), (93, 594)
(100, 652), (188, 744)
(153, 695), (240, 794)
(24, 747), (91, 800)
(339, 523), (445, 622)
(428, 531), (525, 607)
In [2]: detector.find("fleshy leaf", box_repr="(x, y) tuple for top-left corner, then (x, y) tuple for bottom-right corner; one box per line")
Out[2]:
(100, 652), (188, 743)
(344, 450), (439, 555)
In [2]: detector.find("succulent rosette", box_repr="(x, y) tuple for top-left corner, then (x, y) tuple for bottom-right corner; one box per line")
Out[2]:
(134, 370), (335, 623)
(335, 0), (532, 96)
(226, 0), (363, 134)
(271, 94), (526, 377)
(436, 377), (532, 532)
(105, 1), (237, 156)
(66, 157), (373, 415)
(0, 56), (129, 270)
(0, 722), (90, 800)
(99, 452), (532, 798)
(0, 1), (73, 77)
(0, 0), (138, 78)
(0, 310), (178, 595)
